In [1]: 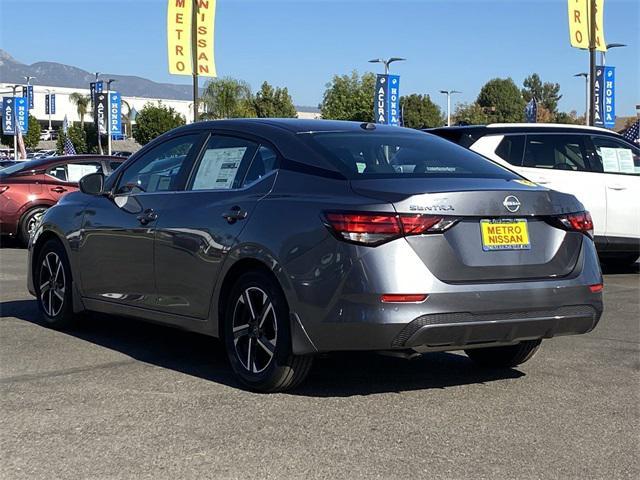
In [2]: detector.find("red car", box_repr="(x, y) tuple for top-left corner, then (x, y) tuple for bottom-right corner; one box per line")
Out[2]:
(0, 155), (123, 244)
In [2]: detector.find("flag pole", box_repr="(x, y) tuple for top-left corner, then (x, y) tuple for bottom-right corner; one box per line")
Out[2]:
(191, 0), (199, 123)
(588, 0), (596, 126)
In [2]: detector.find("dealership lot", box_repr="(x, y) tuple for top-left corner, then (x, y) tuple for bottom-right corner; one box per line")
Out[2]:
(1, 245), (638, 479)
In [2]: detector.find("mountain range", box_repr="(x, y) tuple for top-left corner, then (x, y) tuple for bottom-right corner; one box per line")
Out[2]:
(0, 49), (196, 100)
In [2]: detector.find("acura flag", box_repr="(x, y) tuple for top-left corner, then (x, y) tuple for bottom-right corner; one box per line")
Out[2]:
(374, 74), (401, 126)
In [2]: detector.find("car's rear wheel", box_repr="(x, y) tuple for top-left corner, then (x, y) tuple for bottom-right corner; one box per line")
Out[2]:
(465, 339), (541, 368)
(223, 271), (313, 392)
(19, 206), (48, 245)
(35, 239), (76, 329)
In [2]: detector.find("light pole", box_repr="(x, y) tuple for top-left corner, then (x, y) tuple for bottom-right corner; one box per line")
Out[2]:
(440, 90), (462, 126)
(601, 43), (627, 66)
(106, 79), (116, 156)
(368, 57), (406, 75)
(574, 73), (589, 125)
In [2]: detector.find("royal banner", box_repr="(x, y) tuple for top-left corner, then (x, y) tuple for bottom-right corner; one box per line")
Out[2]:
(374, 75), (388, 124)
(387, 75), (400, 126)
(167, 0), (216, 77)
(94, 92), (108, 134)
(568, 0), (606, 51)
(109, 92), (122, 135)
(594, 66), (615, 128)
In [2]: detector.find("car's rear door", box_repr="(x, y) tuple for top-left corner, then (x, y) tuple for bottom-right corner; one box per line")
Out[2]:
(152, 133), (279, 319)
(44, 159), (104, 202)
(588, 134), (640, 244)
(77, 133), (205, 308)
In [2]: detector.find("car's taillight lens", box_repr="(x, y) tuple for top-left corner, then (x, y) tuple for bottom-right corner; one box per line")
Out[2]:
(0, 186), (9, 194)
(324, 212), (457, 245)
(556, 211), (594, 237)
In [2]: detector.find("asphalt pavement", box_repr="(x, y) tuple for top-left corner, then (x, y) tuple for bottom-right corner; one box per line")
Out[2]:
(1, 244), (638, 480)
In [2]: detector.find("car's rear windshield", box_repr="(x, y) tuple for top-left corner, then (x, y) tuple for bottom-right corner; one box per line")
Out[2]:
(303, 131), (518, 179)
(0, 161), (37, 177)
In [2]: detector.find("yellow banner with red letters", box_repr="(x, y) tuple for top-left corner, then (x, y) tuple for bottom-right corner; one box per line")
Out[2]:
(567, 0), (606, 51)
(167, 0), (217, 77)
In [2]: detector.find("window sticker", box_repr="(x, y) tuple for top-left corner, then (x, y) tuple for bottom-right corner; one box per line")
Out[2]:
(615, 148), (635, 174)
(67, 163), (99, 182)
(193, 147), (246, 190)
(599, 147), (620, 173)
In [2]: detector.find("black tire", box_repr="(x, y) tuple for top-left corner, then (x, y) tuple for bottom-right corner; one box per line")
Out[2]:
(19, 206), (48, 246)
(600, 254), (639, 268)
(465, 340), (542, 368)
(223, 270), (313, 393)
(34, 238), (77, 329)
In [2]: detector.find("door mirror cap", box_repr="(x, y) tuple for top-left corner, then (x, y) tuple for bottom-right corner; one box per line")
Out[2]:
(79, 172), (105, 195)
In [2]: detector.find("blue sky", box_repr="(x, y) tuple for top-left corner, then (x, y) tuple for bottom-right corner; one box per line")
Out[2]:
(1, 0), (638, 115)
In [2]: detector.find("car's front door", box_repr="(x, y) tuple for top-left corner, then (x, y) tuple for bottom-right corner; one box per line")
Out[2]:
(588, 135), (640, 242)
(153, 134), (279, 319)
(77, 133), (204, 308)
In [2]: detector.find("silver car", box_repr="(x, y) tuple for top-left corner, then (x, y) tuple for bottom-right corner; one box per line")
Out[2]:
(27, 119), (604, 392)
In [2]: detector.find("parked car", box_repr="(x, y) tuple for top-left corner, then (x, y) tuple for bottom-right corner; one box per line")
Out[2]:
(33, 149), (58, 159)
(39, 130), (59, 141)
(428, 124), (640, 266)
(28, 119), (603, 392)
(0, 155), (123, 244)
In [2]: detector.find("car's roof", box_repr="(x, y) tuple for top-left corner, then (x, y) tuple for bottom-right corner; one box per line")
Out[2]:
(428, 123), (619, 136)
(178, 118), (418, 135)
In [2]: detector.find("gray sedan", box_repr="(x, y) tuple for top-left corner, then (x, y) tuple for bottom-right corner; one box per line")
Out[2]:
(27, 119), (604, 392)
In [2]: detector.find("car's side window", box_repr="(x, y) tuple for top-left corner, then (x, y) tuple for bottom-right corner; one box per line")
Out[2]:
(494, 135), (525, 166)
(242, 145), (279, 187)
(589, 136), (640, 176)
(523, 134), (589, 171)
(116, 134), (201, 194)
(47, 161), (102, 183)
(189, 135), (258, 190)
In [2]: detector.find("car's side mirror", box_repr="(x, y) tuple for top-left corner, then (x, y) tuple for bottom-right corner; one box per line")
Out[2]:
(79, 172), (105, 195)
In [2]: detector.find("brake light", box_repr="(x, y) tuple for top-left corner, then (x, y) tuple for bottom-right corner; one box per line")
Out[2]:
(589, 283), (603, 293)
(556, 211), (594, 237)
(0, 186), (8, 194)
(323, 212), (457, 245)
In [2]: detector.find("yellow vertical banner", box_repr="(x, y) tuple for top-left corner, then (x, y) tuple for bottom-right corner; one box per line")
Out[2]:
(568, 0), (606, 51)
(195, 0), (217, 77)
(167, 0), (193, 75)
(568, 0), (589, 49)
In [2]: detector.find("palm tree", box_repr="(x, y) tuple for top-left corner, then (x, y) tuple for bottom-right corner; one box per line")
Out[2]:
(69, 92), (91, 129)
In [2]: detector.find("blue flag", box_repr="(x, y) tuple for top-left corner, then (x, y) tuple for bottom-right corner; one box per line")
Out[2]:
(525, 98), (537, 123)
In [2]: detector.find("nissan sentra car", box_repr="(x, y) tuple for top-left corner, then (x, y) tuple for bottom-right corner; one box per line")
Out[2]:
(27, 119), (604, 392)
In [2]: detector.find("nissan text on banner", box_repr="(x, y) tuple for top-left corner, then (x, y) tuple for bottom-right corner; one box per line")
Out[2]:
(167, 0), (217, 77)
(568, 0), (606, 51)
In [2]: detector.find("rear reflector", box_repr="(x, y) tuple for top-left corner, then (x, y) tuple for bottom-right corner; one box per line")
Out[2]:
(324, 212), (457, 245)
(589, 283), (604, 293)
(380, 294), (428, 303)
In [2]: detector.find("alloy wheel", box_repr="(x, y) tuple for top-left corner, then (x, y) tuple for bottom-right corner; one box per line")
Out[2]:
(232, 286), (278, 374)
(39, 252), (66, 317)
(27, 210), (45, 237)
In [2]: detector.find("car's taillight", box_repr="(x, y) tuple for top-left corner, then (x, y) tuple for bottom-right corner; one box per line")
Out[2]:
(0, 186), (9, 194)
(556, 211), (594, 237)
(323, 212), (457, 246)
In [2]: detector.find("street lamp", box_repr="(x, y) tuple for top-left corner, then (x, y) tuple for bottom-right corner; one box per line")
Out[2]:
(574, 73), (589, 125)
(106, 79), (117, 156)
(440, 90), (462, 127)
(601, 43), (627, 66)
(368, 57), (406, 74)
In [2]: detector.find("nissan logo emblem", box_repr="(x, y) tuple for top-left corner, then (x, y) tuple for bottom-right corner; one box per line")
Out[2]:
(503, 195), (521, 213)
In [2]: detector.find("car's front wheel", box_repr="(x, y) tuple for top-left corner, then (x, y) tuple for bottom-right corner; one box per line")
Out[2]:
(35, 239), (77, 329)
(465, 340), (541, 368)
(223, 271), (313, 392)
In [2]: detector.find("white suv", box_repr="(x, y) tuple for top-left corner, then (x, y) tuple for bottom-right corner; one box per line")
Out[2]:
(429, 123), (640, 267)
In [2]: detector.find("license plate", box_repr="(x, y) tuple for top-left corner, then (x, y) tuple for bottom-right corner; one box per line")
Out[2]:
(480, 219), (531, 251)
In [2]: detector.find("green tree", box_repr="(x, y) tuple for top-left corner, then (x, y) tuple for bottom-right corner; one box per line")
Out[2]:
(132, 103), (185, 146)
(200, 77), (256, 119)
(319, 71), (376, 122)
(400, 94), (444, 129)
(521, 73), (562, 115)
(555, 110), (584, 125)
(254, 81), (297, 118)
(69, 92), (91, 128)
(477, 77), (526, 123)
(23, 115), (41, 149)
(56, 124), (87, 154)
(453, 102), (490, 125)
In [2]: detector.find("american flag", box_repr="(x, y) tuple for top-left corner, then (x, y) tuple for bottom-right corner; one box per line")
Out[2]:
(62, 114), (76, 155)
(622, 119), (639, 145)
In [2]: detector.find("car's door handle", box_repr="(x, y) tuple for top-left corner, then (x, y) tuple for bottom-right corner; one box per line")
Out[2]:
(51, 186), (67, 193)
(222, 206), (248, 224)
(607, 185), (627, 191)
(137, 208), (158, 225)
